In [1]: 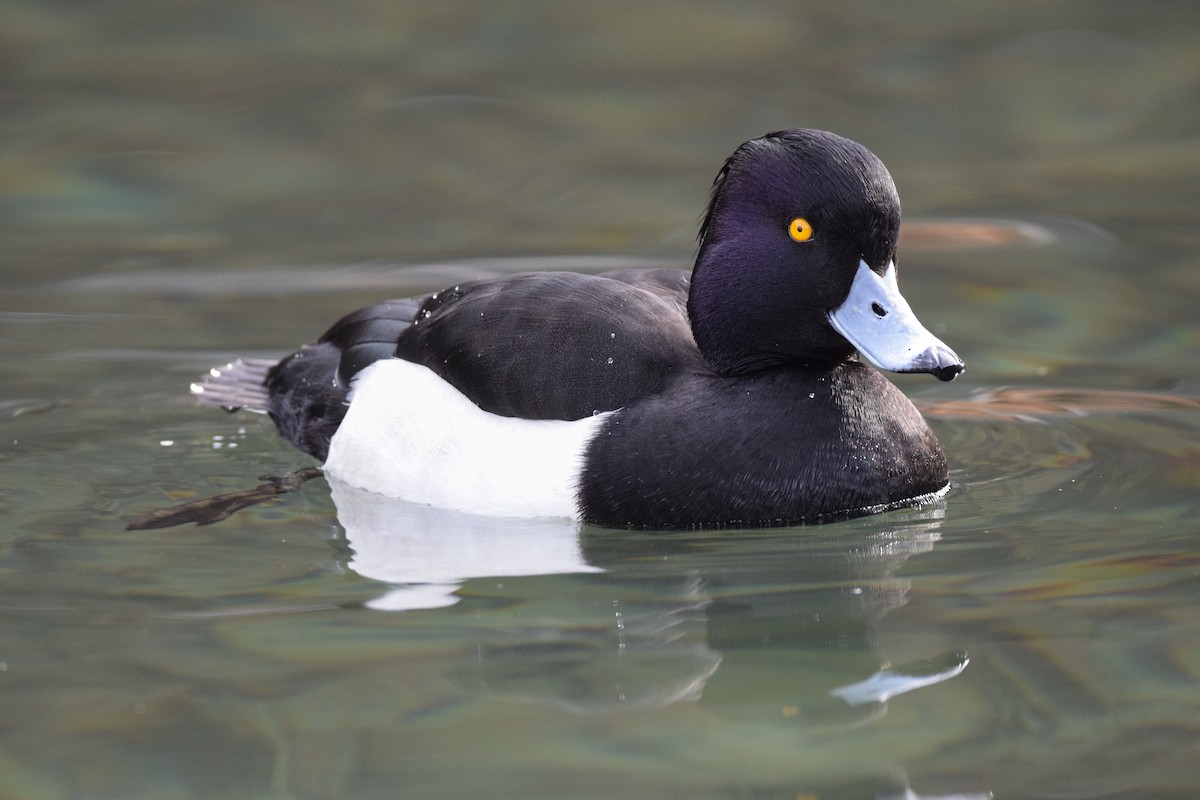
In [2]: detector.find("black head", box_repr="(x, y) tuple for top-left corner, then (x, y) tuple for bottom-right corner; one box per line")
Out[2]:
(688, 129), (904, 375)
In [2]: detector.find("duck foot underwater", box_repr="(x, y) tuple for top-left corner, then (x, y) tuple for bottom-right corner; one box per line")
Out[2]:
(125, 466), (322, 530)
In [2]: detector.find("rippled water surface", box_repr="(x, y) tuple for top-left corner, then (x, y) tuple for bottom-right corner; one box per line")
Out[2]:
(3, 2), (1200, 798)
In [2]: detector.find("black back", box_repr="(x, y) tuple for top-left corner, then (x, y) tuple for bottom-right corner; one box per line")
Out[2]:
(262, 269), (704, 457)
(393, 270), (704, 420)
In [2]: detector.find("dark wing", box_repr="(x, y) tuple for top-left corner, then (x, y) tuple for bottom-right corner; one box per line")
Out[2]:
(393, 270), (703, 420)
(595, 267), (693, 300)
(197, 269), (701, 459)
(258, 297), (427, 460)
(319, 298), (429, 385)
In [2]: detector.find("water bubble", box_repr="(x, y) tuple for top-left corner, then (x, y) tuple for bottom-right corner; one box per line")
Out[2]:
(606, 357), (614, 365)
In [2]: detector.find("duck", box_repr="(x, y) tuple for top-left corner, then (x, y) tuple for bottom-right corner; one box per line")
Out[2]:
(193, 129), (964, 529)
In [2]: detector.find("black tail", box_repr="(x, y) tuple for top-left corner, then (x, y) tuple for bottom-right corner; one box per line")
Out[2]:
(191, 297), (427, 461)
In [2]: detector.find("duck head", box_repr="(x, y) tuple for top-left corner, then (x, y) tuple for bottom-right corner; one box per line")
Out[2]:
(688, 129), (963, 381)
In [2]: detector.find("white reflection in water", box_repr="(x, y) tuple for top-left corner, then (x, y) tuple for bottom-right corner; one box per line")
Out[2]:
(328, 477), (601, 610)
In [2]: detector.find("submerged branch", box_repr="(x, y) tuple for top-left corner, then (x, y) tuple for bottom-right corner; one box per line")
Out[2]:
(126, 467), (324, 530)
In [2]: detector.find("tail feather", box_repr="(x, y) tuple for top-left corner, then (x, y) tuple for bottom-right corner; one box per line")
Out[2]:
(190, 358), (275, 412)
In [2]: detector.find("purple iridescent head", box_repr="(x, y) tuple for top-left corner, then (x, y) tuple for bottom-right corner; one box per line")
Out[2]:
(688, 129), (962, 381)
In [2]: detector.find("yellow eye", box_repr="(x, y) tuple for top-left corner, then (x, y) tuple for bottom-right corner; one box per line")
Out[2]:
(788, 216), (814, 242)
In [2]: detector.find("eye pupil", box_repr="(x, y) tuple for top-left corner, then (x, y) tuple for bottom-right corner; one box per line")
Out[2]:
(788, 217), (813, 242)
(871, 302), (886, 317)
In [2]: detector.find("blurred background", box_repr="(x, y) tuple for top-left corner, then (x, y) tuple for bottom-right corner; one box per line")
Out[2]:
(6, 1), (1198, 381)
(2, 2), (1199, 799)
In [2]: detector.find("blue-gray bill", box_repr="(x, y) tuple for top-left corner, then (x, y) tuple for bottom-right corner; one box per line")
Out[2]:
(828, 259), (964, 382)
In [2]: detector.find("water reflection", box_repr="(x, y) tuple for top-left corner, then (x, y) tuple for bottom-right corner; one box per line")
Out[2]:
(325, 485), (989, 795)
(330, 478), (601, 611)
(332, 481), (968, 718)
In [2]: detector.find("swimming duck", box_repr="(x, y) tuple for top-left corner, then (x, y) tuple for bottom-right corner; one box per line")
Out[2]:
(194, 129), (963, 529)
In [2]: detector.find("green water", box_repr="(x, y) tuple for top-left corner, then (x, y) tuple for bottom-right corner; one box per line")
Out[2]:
(3, 2), (1200, 798)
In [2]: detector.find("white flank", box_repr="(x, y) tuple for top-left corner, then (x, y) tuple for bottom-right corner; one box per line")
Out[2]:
(323, 359), (612, 518)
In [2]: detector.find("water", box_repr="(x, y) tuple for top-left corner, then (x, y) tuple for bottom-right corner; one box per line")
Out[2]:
(3, 2), (1200, 798)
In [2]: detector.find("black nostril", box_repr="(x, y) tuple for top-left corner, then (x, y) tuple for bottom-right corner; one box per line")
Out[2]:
(871, 302), (886, 317)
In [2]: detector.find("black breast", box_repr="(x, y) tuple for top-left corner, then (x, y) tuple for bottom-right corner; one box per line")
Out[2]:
(578, 362), (948, 529)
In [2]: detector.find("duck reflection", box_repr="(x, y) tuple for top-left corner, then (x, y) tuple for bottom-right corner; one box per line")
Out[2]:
(330, 477), (601, 611)
(330, 479), (966, 721)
